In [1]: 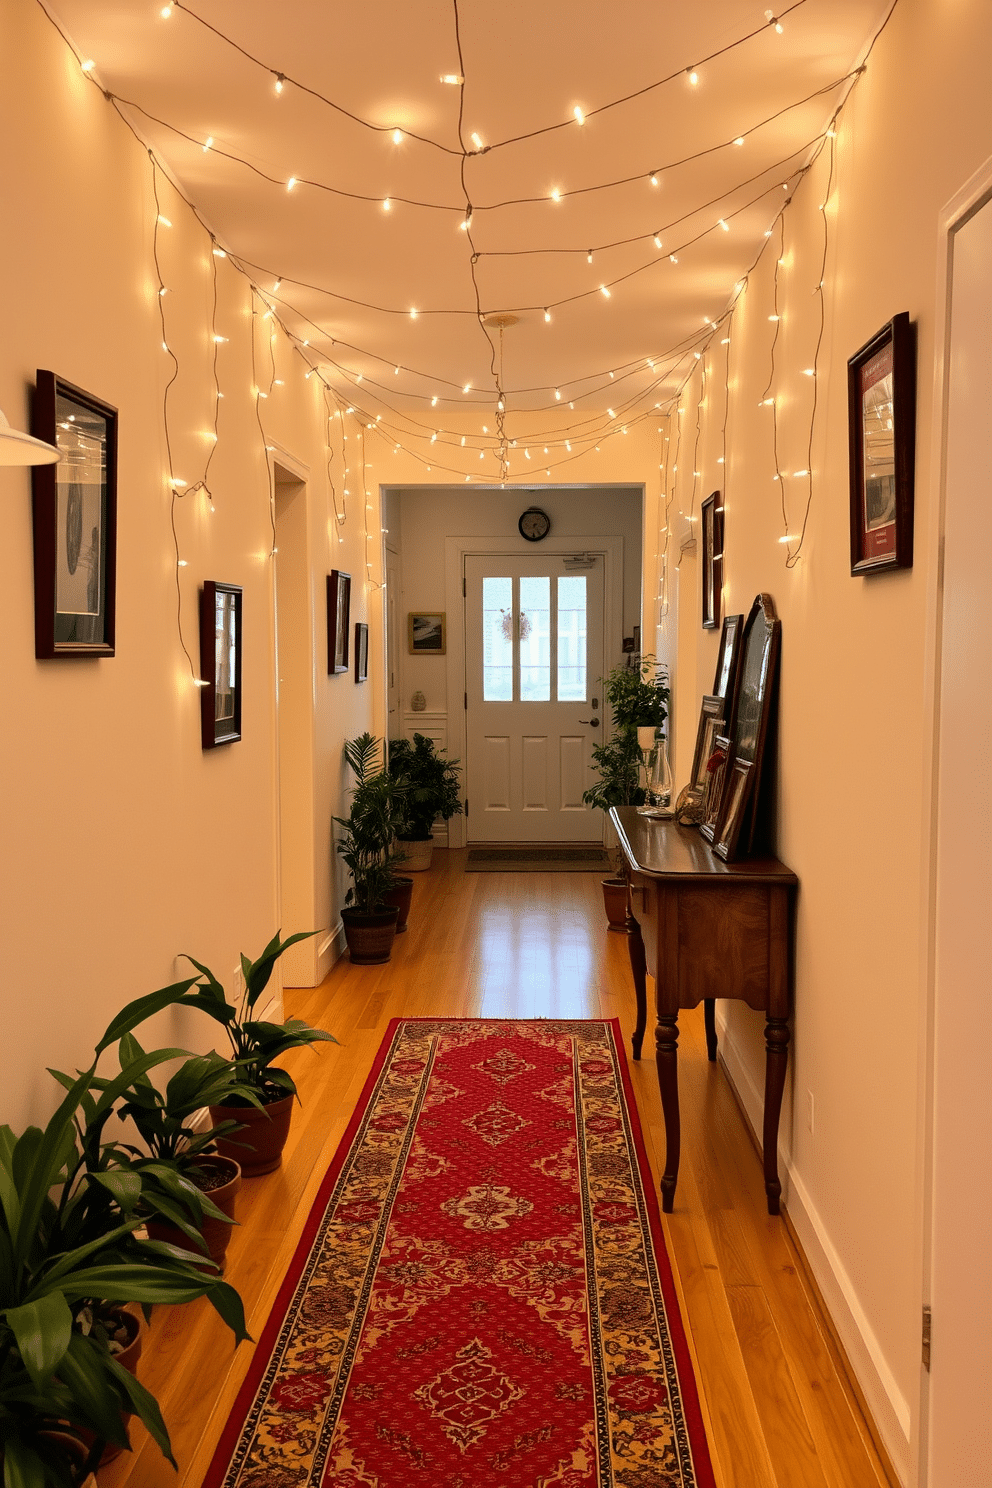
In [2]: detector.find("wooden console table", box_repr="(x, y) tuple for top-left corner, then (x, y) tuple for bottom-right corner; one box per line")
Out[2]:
(611, 806), (798, 1216)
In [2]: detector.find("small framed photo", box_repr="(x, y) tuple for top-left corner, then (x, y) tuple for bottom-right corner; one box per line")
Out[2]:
(713, 759), (755, 863)
(31, 371), (118, 658)
(700, 491), (724, 630)
(354, 621), (369, 683)
(408, 611), (446, 655)
(199, 581), (242, 749)
(327, 570), (351, 674)
(712, 612), (743, 716)
(848, 311), (916, 575)
(699, 733), (732, 844)
(690, 695), (726, 795)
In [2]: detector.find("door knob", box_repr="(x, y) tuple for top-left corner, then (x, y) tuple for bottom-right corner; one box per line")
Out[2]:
(578, 717), (600, 727)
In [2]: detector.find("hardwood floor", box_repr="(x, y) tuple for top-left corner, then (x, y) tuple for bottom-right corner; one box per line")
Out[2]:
(101, 851), (897, 1488)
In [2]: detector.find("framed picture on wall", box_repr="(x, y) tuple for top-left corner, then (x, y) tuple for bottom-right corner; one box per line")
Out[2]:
(408, 611), (446, 655)
(712, 612), (744, 717)
(199, 581), (242, 749)
(327, 570), (351, 674)
(355, 621), (369, 682)
(31, 371), (118, 658)
(848, 311), (916, 575)
(700, 491), (724, 630)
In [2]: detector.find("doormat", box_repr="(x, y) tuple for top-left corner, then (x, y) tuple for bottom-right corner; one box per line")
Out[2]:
(465, 846), (612, 872)
(205, 1018), (715, 1488)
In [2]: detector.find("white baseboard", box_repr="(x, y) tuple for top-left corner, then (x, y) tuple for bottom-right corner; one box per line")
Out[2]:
(716, 1014), (911, 1485)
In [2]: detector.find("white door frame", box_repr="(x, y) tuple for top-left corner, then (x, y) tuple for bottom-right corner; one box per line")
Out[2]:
(444, 533), (625, 849)
(915, 154), (992, 1487)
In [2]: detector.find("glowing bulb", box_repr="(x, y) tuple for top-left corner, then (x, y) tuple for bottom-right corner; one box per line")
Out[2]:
(471, 132), (484, 150)
(160, 3), (172, 16)
(778, 534), (796, 543)
(802, 367), (815, 376)
(213, 334), (228, 343)
(392, 128), (403, 144)
(607, 408), (616, 418)
(382, 197), (391, 212)
(650, 173), (659, 187)
(157, 215), (172, 227)
(654, 235), (662, 249)
(694, 352), (702, 360)
(410, 308), (418, 318)
(600, 285), (611, 298)
(463, 384), (472, 394)
(177, 559), (188, 567)
(573, 105), (585, 125)
(669, 254), (678, 264)
(203, 136), (213, 152)
(794, 469), (809, 477)
(460, 217), (471, 231)
(81, 58), (95, 72)
(587, 250), (594, 264)
(431, 395), (438, 406)
(718, 218), (729, 232)
(721, 337), (731, 345)
(525, 448), (531, 460)
(555, 389), (561, 401)
(286, 177), (297, 191)
(274, 73), (285, 94)
(394, 366), (400, 376)
(687, 69), (699, 85)
(544, 308), (551, 322)
(212, 247), (226, 257)
(768, 314), (780, 322)
(158, 287), (167, 297)
(550, 188), (561, 203)
(440, 73), (464, 85)
(734, 136), (745, 146)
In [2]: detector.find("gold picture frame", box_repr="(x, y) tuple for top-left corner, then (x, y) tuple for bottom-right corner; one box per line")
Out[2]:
(408, 611), (446, 655)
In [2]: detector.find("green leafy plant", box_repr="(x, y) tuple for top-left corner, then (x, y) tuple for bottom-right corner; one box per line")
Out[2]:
(335, 734), (407, 914)
(582, 658), (670, 824)
(387, 733), (463, 841)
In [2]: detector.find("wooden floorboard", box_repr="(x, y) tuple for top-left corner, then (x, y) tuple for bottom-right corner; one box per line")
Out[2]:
(99, 850), (898, 1488)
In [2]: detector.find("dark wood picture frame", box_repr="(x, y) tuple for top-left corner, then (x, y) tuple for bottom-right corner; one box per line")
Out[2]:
(700, 491), (724, 629)
(848, 311), (916, 575)
(699, 733), (732, 845)
(713, 758), (755, 863)
(690, 695), (726, 795)
(199, 581), (242, 749)
(31, 371), (118, 658)
(727, 592), (781, 854)
(408, 611), (446, 655)
(327, 570), (351, 674)
(712, 612), (744, 718)
(354, 621), (369, 683)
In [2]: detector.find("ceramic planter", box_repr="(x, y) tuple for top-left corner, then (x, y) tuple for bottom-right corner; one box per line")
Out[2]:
(145, 1154), (241, 1273)
(396, 836), (433, 872)
(383, 875), (414, 932)
(602, 877), (630, 933)
(209, 1093), (294, 1176)
(342, 904), (400, 964)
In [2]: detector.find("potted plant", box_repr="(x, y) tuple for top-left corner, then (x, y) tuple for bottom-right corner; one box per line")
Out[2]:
(335, 734), (406, 964)
(583, 658), (670, 929)
(387, 733), (463, 871)
(1, 1063), (250, 1484)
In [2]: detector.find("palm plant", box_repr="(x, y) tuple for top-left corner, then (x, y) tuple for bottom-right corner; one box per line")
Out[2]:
(335, 734), (406, 914)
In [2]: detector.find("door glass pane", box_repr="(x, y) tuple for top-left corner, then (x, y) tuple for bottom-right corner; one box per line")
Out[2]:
(482, 576), (513, 700)
(519, 575), (551, 701)
(557, 575), (587, 701)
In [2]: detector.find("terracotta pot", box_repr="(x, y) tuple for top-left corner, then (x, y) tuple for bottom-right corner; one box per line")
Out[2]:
(396, 837), (433, 872)
(209, 1093), (294, 1176)
(145, 1154), (241, 1273)
(77, 1310), (142, 1467)
(602, 877), (630, 933)
(383, 875), (414, 933)
(342, 905), (400, 964)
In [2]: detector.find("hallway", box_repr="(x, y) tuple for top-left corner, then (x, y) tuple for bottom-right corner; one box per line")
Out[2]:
(103, 856), (894, 1488)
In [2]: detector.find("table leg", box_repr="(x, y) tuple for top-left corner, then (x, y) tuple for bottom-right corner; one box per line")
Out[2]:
(655, 1013), (681, 1212)
(703, 998), (718, 1062)
(627, 897), (648, 1061)
(763, 1016), (791, 1215)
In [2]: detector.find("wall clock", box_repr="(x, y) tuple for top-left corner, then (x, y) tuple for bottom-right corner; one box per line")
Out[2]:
(518, 506), (551, 542)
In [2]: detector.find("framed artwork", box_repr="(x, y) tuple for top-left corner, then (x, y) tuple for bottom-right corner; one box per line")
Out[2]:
(699, 734), (732, 845)
(689, 695), (726, 795)
(729, 592), (781, 854)
(713, 759), (754, 863)
(712, 612), (744, 717)
(327, 571), (351, 674)
(354, 621), (369, 683)
(700, 491), (724, 629)
(199, 581), (242, 749)
(31, 371), (118, 658)
(408, 611), (446, 655)
(847, 311), (916, 575)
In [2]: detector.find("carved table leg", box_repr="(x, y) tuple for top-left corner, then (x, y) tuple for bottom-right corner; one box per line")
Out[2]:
(763, 1016), (791, 1215)
(655, 1014), (681, 1212)
(627, 896), (648, 1061)
(703, 998), (718, 1062)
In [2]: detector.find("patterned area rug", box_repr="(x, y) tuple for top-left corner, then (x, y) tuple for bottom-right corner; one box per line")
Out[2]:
(465, 847), (612, 872)
(205, 1019), (715, 1488)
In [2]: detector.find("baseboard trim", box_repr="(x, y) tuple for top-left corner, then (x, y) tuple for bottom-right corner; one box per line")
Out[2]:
(716, 1019), (910, 1487)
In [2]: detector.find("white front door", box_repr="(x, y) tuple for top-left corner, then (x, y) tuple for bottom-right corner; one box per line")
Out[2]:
(464, 553), (604, 842)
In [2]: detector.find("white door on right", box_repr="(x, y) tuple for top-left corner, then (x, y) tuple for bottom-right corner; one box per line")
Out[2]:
(464, 553), (604, 842)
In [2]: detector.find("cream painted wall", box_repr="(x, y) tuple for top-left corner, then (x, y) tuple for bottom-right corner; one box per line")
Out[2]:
(654, 1), (992, 1478)
(0, 0), (381, 1122)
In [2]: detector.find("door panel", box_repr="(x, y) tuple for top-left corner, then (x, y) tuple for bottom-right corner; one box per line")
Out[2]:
(465, 553), (604, 842)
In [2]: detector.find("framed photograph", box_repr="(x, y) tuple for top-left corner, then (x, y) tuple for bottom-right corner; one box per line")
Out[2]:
(31, 371), (117, 658)
(408, 611), (446, 655)
(327, 570), (351, 674)
(700, 491), (724, 629)
(712, 612), (744, 716)
(689, 695), (726, 795)
(848, 311), (916, 575)
(699, 733), (732, 845)
(713, 759), (755, 863)
(354, 621), (369, 683)
(729, 593), (781, 854)
(199, 581), (242, 749)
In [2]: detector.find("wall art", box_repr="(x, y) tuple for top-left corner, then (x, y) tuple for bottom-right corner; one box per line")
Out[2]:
(327, 570), (351, 674)
(408, 611), (446, 655)
(355, 621), (369, 682)
(700, 491), (724, 629)
(848, 311), (916, 575)
(199, 581), (242, 749)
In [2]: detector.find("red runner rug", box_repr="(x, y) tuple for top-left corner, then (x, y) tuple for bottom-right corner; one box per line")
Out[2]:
(205, 1019), (715, 1488)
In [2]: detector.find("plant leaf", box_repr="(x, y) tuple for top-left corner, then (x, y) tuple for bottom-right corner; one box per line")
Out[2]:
(4, 1292), (74, 1388)
(94, 978), (202, 1055)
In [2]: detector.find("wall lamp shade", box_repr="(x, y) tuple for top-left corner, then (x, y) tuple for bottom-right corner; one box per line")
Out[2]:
(0, 407), (60, 465)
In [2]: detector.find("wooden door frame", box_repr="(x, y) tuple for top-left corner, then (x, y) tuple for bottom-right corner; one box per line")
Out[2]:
(443, 532), (625, 849)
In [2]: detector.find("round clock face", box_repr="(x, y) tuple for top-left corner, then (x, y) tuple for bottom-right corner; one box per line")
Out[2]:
(518, 506), (551, 542)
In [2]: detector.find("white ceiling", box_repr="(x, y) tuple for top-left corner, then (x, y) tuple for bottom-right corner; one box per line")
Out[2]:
(47, 0), (892, 447)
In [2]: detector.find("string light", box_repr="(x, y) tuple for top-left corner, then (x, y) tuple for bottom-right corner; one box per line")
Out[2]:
(573, 106), (585, 125)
